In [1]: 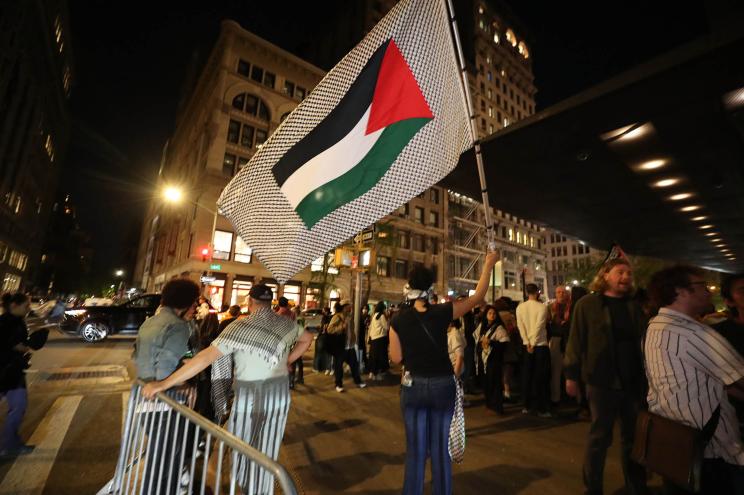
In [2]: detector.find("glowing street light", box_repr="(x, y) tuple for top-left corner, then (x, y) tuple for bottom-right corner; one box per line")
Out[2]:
(163, 186), (183, 203)
(115, 270), (124, 277)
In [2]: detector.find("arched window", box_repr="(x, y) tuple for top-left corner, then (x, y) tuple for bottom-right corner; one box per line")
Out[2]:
(231, 93), (270, 121)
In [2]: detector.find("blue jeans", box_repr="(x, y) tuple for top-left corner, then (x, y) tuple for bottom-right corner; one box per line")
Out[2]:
(400, 375), (456, 495)
(1, 387), (28, 451)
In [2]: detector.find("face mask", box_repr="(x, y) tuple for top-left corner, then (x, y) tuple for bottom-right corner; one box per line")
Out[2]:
(403, 284), (433, 302)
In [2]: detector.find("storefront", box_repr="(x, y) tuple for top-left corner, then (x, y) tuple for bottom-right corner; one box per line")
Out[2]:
(229, 278), (251, 307)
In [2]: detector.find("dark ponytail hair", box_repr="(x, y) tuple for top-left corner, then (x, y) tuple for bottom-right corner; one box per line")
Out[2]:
(2, 292), (29, 312)
(374, 301), (386, 320)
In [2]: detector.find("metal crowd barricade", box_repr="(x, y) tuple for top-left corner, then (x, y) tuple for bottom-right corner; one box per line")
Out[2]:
(106, 380), (298, 495)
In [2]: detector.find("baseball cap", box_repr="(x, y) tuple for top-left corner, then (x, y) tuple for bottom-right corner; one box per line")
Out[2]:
(249, 284), (274, 302)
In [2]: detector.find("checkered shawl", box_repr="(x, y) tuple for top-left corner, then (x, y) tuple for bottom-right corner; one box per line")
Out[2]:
(210, 307), (298, 423)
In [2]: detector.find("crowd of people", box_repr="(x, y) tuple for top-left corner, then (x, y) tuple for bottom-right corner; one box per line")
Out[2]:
(3, 254), (744, 494)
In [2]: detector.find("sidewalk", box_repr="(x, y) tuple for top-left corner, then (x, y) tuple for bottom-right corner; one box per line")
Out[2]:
(279, 355), (661, 494)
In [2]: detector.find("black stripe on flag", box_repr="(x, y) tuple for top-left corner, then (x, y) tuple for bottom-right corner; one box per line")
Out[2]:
(272, 39), (391, 188)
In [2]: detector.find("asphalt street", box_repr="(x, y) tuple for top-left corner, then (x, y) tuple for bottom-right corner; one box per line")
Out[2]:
(0, 330), (662, 494)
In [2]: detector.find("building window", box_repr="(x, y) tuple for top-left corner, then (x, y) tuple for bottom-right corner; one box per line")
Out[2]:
(429, 211), (439, 227)
(506, 29), (517, 47)
(585, 246), (590, 254)
(487, 71), (493, 82)
(415, 207), (424, 224)
(41, 133), (55, 162)
(223, 153), (236, 176)
(493, 33), (500, 44)
(296, 87), (306, 100)
(572, 245), (577, 255)
(504, 270), (517, 289)
(2, 273), (21, 292)
(397, 203), (408, 217)
(508, 228), (513, 241)
(398, 230), (410, 249)
(283, 80), (295, 97)
(255, 129), (268, 147)
(232, 93), (270, 121)
(430, 237), (440, 255)
(377, 256), (390, 277)
(263, 71), (276, 89)
(501, 226), (507, 239)
(213, 230), (234, 260)
(241, 124), (255, 148)
(8, 251), (27, 271)
(413, 234), (425, 252)
(237, 156), (249, 170)
(234, 236), (253, 263)
(237, 59), (250, 77)
(430, 189), (439, 204)
(250, 65), (264, 83)
(518, 41), (530, 59)
(227, 120), (241, 144)
(395, 259), (408, 279)
(562, 246), (567, 256)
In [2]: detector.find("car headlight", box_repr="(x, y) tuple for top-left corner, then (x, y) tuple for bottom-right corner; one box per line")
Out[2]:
(65, 309), (88, 317)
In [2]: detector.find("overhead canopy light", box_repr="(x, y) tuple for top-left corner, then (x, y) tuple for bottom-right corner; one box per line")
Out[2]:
(653, 178), (680, 188)
(679, 205), (701, 212)
(723, 87), (744, 110)
(601, 122), (654, 142)
(635, 159), (668, 172)
(669, 193), (693, 201)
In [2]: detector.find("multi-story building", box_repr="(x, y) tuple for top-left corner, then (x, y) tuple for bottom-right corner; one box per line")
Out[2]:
(543, 229), (606, 295)
(133, 21), (327, 309)
(0, 0), (74, 292)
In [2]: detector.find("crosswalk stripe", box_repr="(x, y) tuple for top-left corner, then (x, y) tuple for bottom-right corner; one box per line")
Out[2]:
(0, 395), (83, 495)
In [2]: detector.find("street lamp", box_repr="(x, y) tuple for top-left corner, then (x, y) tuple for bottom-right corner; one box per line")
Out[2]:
(163, 186), (183, 203)
(159, 184), (220, 295)
(115, 269), (124, 277)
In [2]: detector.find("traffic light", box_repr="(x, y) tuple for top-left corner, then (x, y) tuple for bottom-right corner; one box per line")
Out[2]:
(201, 247), (210, 262)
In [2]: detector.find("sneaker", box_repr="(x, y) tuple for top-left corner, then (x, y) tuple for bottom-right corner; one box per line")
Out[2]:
(538, 411), (553, 419)
(335, 386), (345, 393)
(521, 408), (530, 415)
(325, 370), (332, 376)
(357, 382), (367, 389)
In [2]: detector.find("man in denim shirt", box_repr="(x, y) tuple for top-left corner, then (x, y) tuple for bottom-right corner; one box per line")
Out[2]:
(134, 278), (200, 494)
(135, 279), (200, 381)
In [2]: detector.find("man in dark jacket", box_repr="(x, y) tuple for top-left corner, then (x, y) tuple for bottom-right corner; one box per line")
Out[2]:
(218, 305), (242, 333)
(564, 258), (649, 495)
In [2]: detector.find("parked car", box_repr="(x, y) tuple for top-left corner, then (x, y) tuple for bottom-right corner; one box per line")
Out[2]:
(59, 294), (161, 343)
(300, 308), (324, 332)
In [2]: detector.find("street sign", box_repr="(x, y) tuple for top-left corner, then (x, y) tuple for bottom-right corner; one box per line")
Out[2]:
(200, 275), (216, 284)
(353, 226), (376, 244)
(209, 264), (222, 270)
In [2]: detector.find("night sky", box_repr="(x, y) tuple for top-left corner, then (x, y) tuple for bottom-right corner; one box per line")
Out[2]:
(65, 0), (709, 288)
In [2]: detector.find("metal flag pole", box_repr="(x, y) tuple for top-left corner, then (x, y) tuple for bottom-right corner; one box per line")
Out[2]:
(445, 0), (496, 250)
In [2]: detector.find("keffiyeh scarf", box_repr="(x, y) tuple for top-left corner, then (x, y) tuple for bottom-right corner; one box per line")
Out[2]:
(210, 307), (298, 423)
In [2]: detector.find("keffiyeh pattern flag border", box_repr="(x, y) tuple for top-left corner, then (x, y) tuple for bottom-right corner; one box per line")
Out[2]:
(218, 0), (472, 283)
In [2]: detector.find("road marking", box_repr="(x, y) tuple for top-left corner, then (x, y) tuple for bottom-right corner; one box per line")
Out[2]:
(0, 394), (83, 495)
(122, 391), (130, 429)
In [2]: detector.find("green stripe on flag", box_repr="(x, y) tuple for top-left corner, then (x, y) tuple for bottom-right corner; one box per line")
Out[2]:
(295, 117), (431, 228)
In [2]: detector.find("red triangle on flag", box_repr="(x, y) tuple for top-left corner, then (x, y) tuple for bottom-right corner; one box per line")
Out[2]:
(366, 39), (434, 135)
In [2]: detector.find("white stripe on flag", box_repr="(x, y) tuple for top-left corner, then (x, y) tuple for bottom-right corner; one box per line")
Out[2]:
(0, 395), (83, 495)
(279, 105), (384, 209)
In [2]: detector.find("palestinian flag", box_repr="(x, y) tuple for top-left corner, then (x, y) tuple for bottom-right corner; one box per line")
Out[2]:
(218, 0), (472, 283)
(272, 39), (434, 228)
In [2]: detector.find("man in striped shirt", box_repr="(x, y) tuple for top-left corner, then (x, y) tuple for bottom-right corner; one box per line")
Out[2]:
(646, 265), (744, 493)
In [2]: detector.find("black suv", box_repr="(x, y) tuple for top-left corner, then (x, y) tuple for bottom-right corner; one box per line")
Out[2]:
(59, 294), (161, 342)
